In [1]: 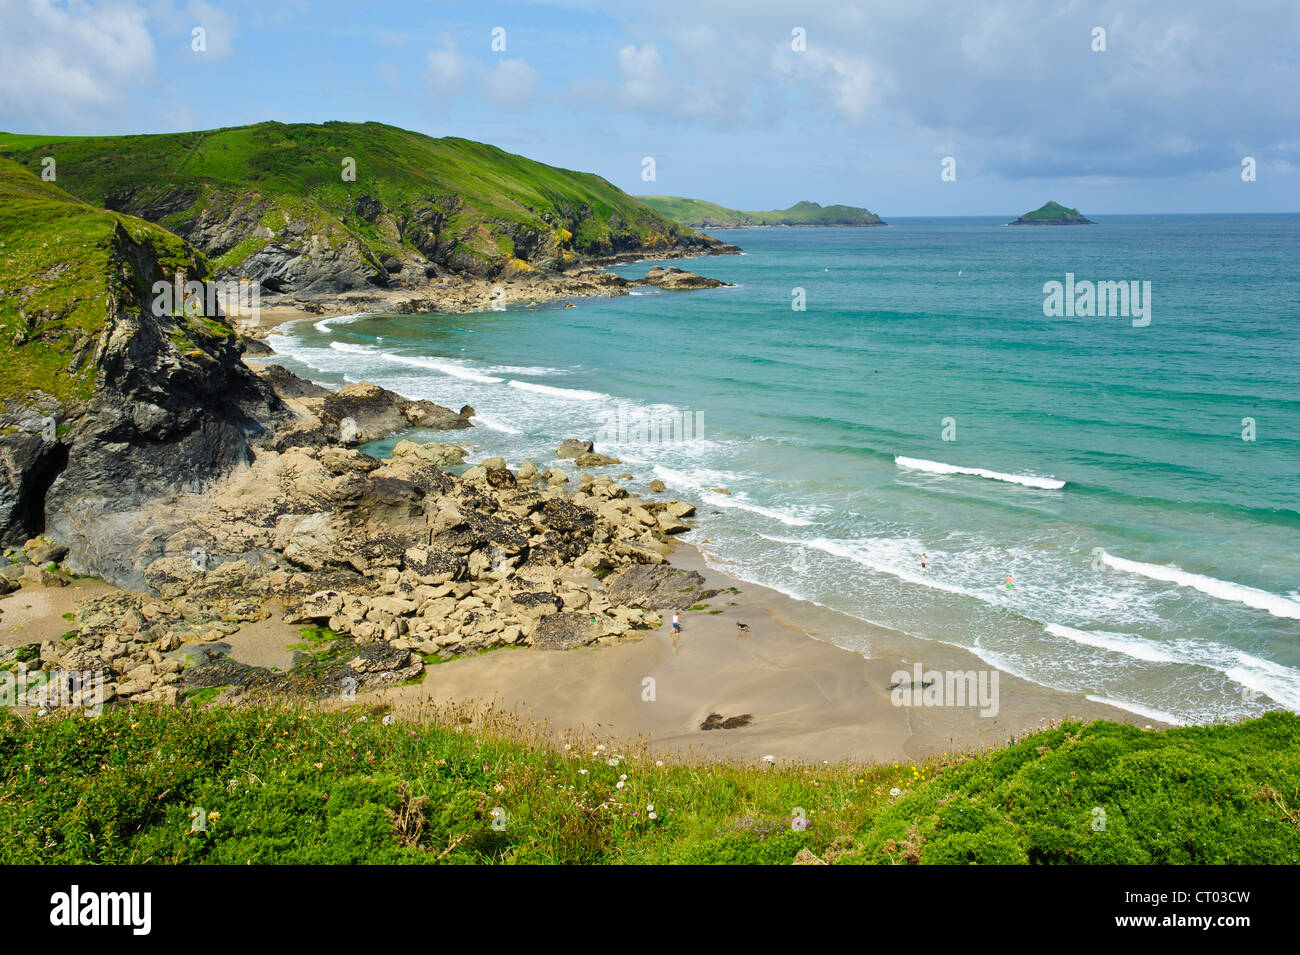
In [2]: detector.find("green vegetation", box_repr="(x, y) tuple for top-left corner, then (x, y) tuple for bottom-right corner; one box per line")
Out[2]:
(0, 121), (706, 279)
(640, 196), (884, 228)
(1011, 200), (1095, 224)
(0, 158), (215, 404)
(1, 703), (1295, 864)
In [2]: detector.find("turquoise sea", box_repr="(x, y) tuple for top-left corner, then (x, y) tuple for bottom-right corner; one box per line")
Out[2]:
(267, 215), (1300, 724)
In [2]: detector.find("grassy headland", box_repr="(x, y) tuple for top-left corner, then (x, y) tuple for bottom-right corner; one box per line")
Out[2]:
(640, 196), (885, 228)
(2, 703), (1296, 864)
(0, 159), (218, 406)
(0, 122), (720, 284)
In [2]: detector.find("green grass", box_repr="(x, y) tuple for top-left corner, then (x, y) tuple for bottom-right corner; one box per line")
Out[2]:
(639, 196), (884, 228)
(0, 121), (706, 279)
(1, 704), (1296, 864)
(0, 158), (216, 404)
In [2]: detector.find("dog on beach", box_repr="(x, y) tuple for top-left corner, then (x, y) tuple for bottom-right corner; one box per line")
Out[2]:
(736, 622), (751, 633)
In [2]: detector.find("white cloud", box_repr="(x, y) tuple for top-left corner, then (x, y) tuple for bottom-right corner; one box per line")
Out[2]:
(0, 0), (156, 127)
(426, 36), (469, 94)
(483, 58), (540, 110)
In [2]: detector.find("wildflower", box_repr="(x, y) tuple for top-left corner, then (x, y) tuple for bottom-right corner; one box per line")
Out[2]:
(616, 780), (625, 789)
(596, 744), (606, 752)
(564, 744), (571, 751)
(209, 811), (221, 821)
(620, 774), (627, 781)
(313, 762), (323, 770)
(607, 757), (620, 767)
(889, 787), (902, 798)
(762, 754), (774, 763)
(579, 769), (588, 775)
(648, 812), (657, 820)
(655, 760), (664, 767)
(382, 715), (395, 726)
(646, 804), (654, 812)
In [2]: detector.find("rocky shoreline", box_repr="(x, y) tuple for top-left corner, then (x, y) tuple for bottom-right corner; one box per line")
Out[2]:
(2, 360), (718, 712)
(239, 263), (736, 336)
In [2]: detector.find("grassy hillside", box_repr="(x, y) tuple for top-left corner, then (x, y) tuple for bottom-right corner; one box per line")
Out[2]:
(0, 122), (714, 284)
(640, 196), (885, 228)
(2, 702), (1296, 864)
(0, 159), (218, 405)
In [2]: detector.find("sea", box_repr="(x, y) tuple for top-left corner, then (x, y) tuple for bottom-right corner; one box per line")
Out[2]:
(265, 214), (1300, 725)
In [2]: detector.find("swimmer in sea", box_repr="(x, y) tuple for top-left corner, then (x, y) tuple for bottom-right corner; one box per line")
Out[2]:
(1004, 574), (1013, 590)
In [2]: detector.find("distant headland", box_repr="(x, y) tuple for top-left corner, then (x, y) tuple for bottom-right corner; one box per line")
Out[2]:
(640, 196), (886, 228)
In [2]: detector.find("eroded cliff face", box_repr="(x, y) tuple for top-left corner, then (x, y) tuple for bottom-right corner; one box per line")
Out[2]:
(104, 185), (736, 296)
(0, 221), (289, 556)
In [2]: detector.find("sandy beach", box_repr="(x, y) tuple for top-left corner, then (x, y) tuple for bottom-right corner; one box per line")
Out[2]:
(368, 545), (1145, 764)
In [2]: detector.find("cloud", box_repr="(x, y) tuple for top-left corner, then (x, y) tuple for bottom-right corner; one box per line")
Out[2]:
(425, 37), (540, 110)
(0, 0), (156, 128)
(558, 0), (1300, 180)
(483, 58), (540, 109)
(426, 37), (470, 94)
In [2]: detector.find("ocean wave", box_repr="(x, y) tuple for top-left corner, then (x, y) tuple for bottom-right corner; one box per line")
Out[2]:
(328, 341), (376, 355)
(765, 534), (983, 598)
(379, 353), (505, 384)
(1099, 551), (1300, 619)
(1045, 623), (1180, 664)
(653, 465), (816, 526)
(895, 455), (1066, 490)
(1049, 623), (1300, 711)
(508, 380), (609, 402)
(1084, 695), (1188, 726)
(313, 313), (365, 333)
(470, 414), (522, 435)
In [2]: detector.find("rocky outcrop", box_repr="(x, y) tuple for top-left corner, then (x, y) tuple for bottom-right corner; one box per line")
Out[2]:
(16, 443), (703, 710)
(639, 266), (728, 290)
(0, 221), (291, 551)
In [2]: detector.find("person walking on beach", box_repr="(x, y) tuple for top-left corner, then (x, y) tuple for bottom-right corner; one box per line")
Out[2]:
(672, 613), (681, 635)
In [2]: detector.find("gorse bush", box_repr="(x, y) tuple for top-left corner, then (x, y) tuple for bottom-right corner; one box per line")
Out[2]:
(1, 704), (1297, 865)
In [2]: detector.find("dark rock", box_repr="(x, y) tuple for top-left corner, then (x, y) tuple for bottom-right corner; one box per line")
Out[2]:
(531, 612), (604, 650)
(603, 564), (709, 611)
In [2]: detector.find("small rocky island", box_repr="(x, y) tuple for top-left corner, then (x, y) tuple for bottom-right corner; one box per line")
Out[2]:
(1009, 201), (1095, 225)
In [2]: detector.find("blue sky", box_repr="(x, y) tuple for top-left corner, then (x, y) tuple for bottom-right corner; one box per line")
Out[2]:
(2, 0), (1298, 215)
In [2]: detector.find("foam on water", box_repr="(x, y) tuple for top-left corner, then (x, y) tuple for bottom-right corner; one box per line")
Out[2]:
(896, 455), (1066, 490)
(1045, 623), (1180, 664)
(507, 380), (609, 402)
(1084, 695), (1189, 726)
(379, 353), (506, 384)
(1100, 551), (1300, 620)
(313, 313), (365, 332)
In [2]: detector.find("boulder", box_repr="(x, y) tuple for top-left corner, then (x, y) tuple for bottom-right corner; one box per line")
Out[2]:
(23, 537), (68, 566)
(648, 479), (666, 493)
(574, 452), (621, 467)
(390, 440), (469, 468)
(556, 439), (595, 459)
(531, 611), (606, 650)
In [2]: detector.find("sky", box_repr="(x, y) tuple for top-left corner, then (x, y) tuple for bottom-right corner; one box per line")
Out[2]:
(1, 0), (1297, 216)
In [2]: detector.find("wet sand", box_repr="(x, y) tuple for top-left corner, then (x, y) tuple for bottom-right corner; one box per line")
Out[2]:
(373, 546), (1146, 764)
